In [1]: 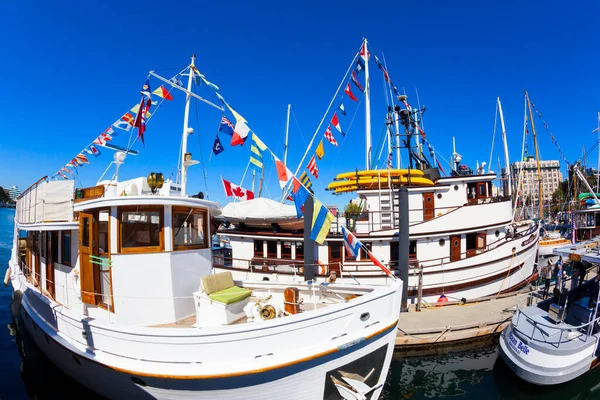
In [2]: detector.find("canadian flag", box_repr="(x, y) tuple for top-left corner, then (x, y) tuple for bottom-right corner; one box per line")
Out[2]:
(222, 178), (255, 201)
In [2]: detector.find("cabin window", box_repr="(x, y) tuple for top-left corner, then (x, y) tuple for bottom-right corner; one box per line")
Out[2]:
(61, 231), (71, 266)
(466, 233), (476, 256)
(477, 182), (487, 199)
(172, 207), (207, 250)
(409, 241), (417, 259)
(295, 242), (304, 260)
(254, 240), (264, 257)
(359, 243), (372, 261)
(119, 207), (163, 253)
(96, 210), (112, 308)
(266, 241), (277, 258)
(281, 241), (292, 259)
(51, 231), (59, 265)
(98, 210), (110, 254)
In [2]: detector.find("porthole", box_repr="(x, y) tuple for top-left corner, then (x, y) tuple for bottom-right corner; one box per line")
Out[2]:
(454, 185), (459, 191)
(437, 193), (442, 199)
(360, 312), (370, 322)
(454, 240), (460, 247)
(427, 197), (432, 203)
(495, 230), (500, 238)
(439, 238), (446, 247)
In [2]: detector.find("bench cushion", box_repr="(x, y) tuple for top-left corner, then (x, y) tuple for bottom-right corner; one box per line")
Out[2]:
(208, 286), (252, 305)
(201, 272), (235, 295)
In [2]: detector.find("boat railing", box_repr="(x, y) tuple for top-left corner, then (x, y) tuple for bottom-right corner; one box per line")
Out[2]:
(513, 286), (600, 349)
(347, 195), (512, 234)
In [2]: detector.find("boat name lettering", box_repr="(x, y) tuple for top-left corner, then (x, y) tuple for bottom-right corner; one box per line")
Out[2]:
(509, 331), (529, 356)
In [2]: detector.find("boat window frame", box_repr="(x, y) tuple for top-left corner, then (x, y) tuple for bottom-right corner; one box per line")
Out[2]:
(172, 206), (209, 251)
(118, 205), (165, 254)
(61, 230), (72, 266)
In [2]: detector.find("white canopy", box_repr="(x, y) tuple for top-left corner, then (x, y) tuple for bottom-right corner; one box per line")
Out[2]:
(220, 198), (298, 223)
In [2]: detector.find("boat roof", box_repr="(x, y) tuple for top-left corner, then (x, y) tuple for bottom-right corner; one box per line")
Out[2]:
(553, 238), (600, 263)
(74, 195), (222, 214)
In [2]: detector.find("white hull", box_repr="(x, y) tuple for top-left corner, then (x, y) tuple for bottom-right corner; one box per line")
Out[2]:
(11, 271), (400, 400)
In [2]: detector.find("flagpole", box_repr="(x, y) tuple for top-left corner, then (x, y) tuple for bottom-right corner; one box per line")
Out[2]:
(364, 38), (372, 170)
(252, 169), (256, 194)
(284, 104), (291, 167)
(180, 56), (195, 197)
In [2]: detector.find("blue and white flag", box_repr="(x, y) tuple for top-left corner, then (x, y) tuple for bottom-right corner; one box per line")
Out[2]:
(355, 58), (365, 74)
(337, 102), (347, 116)
(213, 134), (224, 155)
(218, 115), (235, 136)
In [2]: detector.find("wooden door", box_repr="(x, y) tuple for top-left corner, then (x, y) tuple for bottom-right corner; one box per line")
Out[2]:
(79, 212), (96, 305)
(423, 193), (435, 221)
(329, 243), (342, 275)
(450, 235), (461, 262)
(34, 233), (40, 287)
(45, 232), (55, 298)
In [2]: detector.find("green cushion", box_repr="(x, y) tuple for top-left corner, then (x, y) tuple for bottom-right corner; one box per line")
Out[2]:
(208, 286), (251, 305)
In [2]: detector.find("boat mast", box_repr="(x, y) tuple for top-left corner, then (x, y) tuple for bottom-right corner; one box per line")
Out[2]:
(596, 111), (600, 193)
(364, 38), (372, 170)
(525, 91), (543, 219)
(284, 104), (291, 167)
(498, 97), (512, 196)
(180, 55), (196, 197)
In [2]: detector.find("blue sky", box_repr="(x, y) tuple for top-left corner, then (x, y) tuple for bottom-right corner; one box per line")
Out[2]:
(1, 0), (599, 209)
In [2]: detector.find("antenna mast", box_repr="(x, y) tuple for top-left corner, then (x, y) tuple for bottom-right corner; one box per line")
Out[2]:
(284, 104), (291, 167)
(363, 38), (372, 169)
(498, 97), (512, 196)
(180, 55), (196, 197)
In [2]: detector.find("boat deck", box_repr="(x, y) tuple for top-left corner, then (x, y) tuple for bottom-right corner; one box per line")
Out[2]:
(150, 298), (329, 328)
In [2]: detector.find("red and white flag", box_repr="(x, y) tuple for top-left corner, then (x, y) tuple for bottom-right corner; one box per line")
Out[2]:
(274, 156), (293, 189)
(231, 120), (250, 146)
(359, 41), (369, 62)
(344, 83), (358, 102)
(331, 112), (343, 135)
(222, 178), (254, 201)
(307, 156), (318, 179)
(324, 126), (338, 146)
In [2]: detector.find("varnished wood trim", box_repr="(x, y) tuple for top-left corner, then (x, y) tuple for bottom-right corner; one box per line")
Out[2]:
(118, 205), (164, 254)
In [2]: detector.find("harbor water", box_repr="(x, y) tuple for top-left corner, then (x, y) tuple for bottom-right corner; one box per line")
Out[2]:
(1, 207), (600, 399)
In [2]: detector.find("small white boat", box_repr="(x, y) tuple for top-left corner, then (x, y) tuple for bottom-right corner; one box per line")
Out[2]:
(499, 239), (600, 385)
(7, 57), (403, 399)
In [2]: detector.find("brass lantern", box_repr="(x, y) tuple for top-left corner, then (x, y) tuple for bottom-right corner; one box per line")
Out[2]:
(147, 172), (164, 194)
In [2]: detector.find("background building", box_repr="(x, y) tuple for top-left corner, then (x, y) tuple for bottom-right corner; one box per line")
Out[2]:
(9, 186), (21, 200)
(511, 156), (562, 203)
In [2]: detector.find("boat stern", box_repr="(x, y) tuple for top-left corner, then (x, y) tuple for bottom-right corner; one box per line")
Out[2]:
(499, 324), (594, 385)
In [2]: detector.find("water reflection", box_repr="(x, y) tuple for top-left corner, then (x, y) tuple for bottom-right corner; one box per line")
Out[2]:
(8, 314), (104, 399)
(383, 346), (600, 399)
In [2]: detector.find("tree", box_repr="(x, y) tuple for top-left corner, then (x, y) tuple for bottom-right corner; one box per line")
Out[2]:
(344, 202), (362, 217)
(0, 186), (12, 204)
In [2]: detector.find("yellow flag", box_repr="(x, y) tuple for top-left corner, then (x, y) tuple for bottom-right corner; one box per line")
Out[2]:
(315, 140), (325, 160)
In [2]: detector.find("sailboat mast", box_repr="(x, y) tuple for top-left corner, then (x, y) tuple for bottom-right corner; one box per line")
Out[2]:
(364, 38), (372, 170)
(180, 55), (196, 197)
(284, 104), (291, 167)
(597, 111), (600, 193)
(498, 97), (512, 196)
(525, 91), (543, 219)
(251, 169), (256, 194)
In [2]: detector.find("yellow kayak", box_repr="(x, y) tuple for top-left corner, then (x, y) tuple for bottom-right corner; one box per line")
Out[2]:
(328, 176), (433, 190)
(334, 169), (424, 181)
(328, 176), (434, 193)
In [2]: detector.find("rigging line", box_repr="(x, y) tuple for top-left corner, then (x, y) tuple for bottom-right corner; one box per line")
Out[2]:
(238, 160), (251, 200)
(290, 46), (360, 183)
(193, 97), (209, 198)
(324, 94), (364, 177)
(290, 108), (309, 148)
(488, 101), (498, 173)
(415, 87), (424, 132)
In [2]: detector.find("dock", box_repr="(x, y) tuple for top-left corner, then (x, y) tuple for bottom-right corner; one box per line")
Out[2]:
(394, 291), (527, 357)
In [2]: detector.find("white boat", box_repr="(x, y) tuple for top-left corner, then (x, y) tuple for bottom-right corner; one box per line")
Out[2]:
(499, 239), (600, 385)
(215, 44), (539, 304)
(6, 57), (403, 399)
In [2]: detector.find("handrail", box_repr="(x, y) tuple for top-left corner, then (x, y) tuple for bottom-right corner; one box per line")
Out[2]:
(16, 176), (48, 201)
